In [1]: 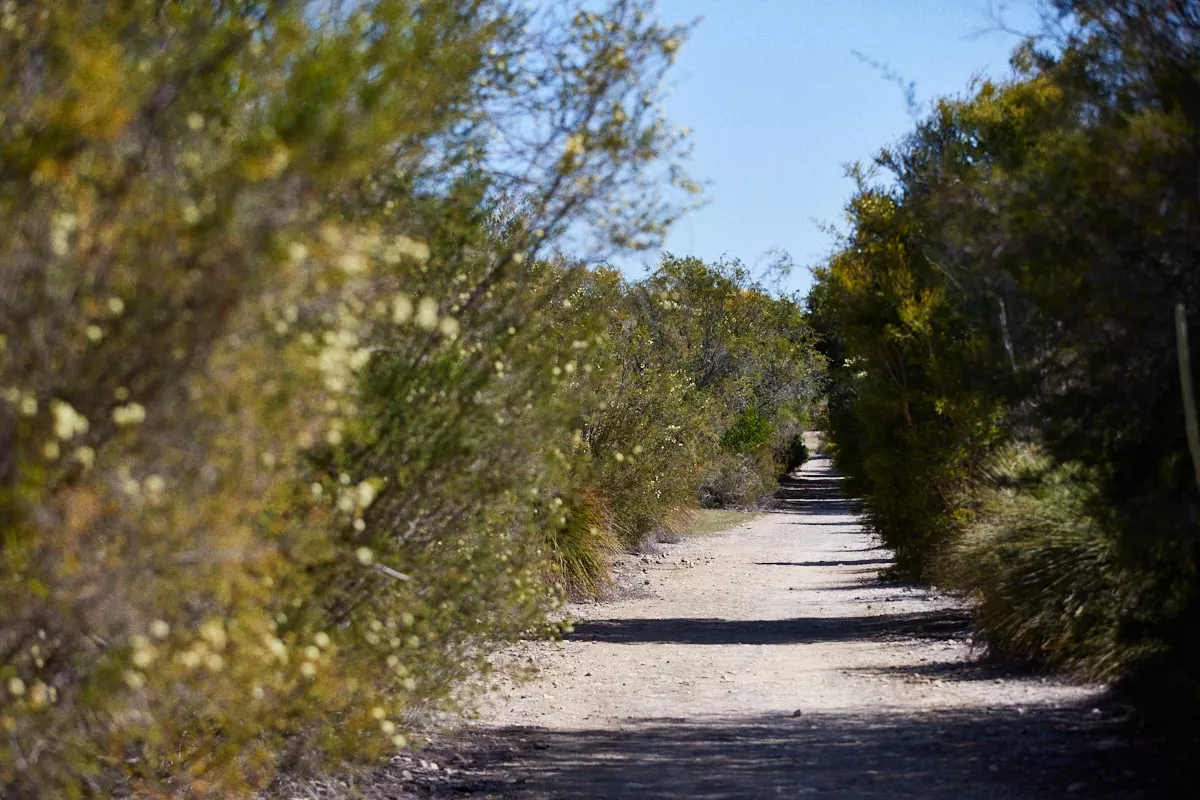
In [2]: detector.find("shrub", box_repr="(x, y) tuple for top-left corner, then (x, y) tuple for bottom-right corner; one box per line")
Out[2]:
(699, 453), (772, 508)
(809, 0), (1200, 706)
(720, 408), (774, 453)
(569, 256), (824, 541)
(778, 433), (809, 474)
(941, 448), (1138, 678)
(0, 0), (695, 794)
(548, 490), (621, 598)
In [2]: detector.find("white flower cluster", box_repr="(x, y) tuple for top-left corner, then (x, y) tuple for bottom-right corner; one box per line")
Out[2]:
(51, 400), (89, 439)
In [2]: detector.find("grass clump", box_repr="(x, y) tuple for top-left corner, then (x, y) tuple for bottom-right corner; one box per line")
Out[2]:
(941, 448), (1136, 678)
(547, 491), (622, 599)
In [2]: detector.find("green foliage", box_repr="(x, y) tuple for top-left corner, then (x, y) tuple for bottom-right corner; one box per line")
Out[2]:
(808, 181), (1007, 576)
(811, 0), (1200, 710)
(547, 490), (621, 598)
(778, 434), (809, 474)
(542, 255), (823, 573)
(720, 408), (774, 453)
(0, 0), (699, 795)
(941, 448), (1142, 679)
(0, 1), (828, 792)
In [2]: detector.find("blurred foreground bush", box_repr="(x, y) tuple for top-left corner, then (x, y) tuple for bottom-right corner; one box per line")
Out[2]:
(0, 0), (701, 794)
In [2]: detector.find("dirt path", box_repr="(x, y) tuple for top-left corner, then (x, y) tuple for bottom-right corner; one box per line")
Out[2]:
(345, 445), (1193, 799)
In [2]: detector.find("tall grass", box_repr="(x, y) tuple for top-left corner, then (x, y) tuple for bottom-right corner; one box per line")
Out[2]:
(547, 490), (621, 598)
(941, 447), (1150, 680)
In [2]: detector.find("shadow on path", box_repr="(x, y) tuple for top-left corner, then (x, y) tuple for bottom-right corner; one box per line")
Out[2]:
(421, 703), (1195, 799)
(568, 610), (971, 646)
(753, 558), (894, 568)
(772, 463), (860, 518)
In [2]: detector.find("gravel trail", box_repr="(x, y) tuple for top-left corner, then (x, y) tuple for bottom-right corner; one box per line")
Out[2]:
(342, 444), (1193, 799)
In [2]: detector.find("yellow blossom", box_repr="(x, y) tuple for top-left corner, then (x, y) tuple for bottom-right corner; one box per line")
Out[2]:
(176, 650), (202, 669)
(394, 235), (431, 263)
(49, 212), (77, 256)
(181, 201), (201, 225)
(563, 133), (585, 159)
(28, 682), (48, 709)
(355, 480), (378, 509)
(338, 252), (369, 274)
(72, 446), (95, 469)
(199, 620), (227, 651)
(112, 402), (146, 427)
(51, 401), (89, 440)
(415, 297), (439, 330)
(264, 636), (288, 663)
(439, 316), (460, 339)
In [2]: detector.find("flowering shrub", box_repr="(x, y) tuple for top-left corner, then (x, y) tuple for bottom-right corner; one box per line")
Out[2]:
(0, 0), (695, 795)
(549, 256), (824, 586)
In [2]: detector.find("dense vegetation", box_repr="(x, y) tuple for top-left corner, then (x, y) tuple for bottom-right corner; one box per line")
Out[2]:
(811, 0), (1200, 713)
(0, 1), (821, 795)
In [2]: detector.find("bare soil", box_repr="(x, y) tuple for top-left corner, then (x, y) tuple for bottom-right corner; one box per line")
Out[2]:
(278, 445), (1196, 799)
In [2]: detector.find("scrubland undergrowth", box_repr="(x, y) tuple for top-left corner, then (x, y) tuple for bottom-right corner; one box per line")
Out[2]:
(810, 0), (1200, 720)
(0, 2), (821, 795)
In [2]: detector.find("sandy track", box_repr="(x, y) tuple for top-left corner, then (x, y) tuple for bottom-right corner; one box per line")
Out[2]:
(297, 449), (1193, 799)
(481, 457), (1095, 728)
(440, 452), (1189, 799)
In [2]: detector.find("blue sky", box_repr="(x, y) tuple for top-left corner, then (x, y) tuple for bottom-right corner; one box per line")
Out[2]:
(616, 0), (1044, 295)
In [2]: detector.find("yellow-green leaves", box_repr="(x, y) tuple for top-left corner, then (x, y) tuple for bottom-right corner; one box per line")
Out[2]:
(0, 0), (697, 796)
